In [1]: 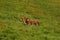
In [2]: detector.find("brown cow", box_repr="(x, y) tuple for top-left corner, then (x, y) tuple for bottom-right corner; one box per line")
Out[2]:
(21, 16), (39, 25)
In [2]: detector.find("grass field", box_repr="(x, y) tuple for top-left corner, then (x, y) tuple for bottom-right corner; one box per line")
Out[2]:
(0, 0), (60, 40)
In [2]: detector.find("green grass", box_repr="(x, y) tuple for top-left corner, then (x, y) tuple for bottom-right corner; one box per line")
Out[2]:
(0, 0), (60, 40)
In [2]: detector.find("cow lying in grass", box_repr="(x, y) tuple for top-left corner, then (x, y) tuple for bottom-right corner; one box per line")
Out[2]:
(21, 16), (39, 25)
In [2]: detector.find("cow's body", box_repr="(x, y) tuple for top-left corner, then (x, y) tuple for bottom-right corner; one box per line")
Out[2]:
(26, 19), (39, 25)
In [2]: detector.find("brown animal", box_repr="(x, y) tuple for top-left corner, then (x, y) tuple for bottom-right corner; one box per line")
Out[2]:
(21, 16), (39, 25)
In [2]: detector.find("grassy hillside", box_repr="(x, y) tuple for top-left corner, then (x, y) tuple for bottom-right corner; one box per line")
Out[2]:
(0, 0), (60, 40)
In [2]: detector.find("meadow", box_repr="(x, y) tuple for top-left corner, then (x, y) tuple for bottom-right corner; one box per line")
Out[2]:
(0, 0), (60, 40)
